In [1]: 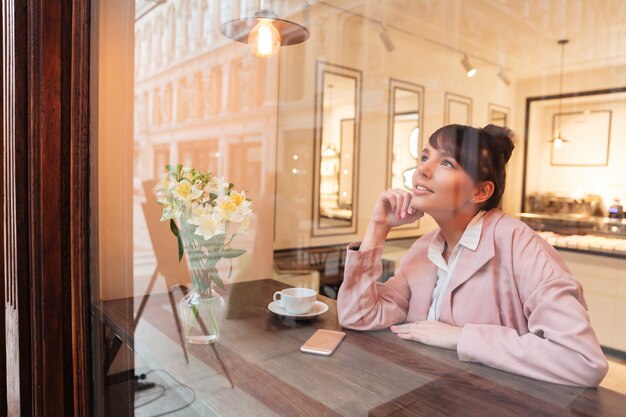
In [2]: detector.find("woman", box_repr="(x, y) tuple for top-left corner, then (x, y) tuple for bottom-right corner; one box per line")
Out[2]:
(337, 124), (608, 387)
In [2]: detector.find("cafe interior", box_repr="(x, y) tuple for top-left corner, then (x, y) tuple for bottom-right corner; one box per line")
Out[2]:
(84, 0), (626, 415)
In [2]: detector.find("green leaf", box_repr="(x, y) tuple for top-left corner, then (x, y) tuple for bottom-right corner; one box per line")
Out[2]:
(220, 249), (246, 259)
(177, 235), (184, 262)
(169, 220), (185, 261)
(169, 219), (180, 237)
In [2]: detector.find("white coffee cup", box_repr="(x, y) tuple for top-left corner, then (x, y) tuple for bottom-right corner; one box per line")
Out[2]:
(273, 287), (317, 315)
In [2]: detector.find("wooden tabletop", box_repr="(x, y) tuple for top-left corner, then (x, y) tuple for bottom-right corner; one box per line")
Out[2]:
(95, 279), (626, 417)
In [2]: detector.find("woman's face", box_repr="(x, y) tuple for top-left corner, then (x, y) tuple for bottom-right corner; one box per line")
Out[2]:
(410, 143), (477, 217)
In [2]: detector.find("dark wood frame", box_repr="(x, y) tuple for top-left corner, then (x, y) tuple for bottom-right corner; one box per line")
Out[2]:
(549, 110), (612, 166)
(2, 0), (92, 415)
(444, 92), (472, 125)
(521, 86), (626, 212)
(312, 61), (362, 237)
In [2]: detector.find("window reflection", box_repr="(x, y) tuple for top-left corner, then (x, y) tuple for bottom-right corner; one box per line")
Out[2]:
(92, 1), (626, 414)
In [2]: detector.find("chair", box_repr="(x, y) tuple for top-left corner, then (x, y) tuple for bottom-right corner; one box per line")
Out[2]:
(137, 180), (191, 363)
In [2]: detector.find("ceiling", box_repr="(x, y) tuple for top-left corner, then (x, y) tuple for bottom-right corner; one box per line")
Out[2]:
(134, 0), (626, 79)
(301, 0), (626, 78)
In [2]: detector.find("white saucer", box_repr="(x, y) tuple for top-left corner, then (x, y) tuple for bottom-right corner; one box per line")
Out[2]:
(268, 300), (329, 318)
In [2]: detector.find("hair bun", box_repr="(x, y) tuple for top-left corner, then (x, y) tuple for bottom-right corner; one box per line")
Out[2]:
(482, 124), (515, 164)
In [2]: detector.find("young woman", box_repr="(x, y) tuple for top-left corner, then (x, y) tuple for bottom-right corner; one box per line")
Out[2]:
(337, 124), (608, 387)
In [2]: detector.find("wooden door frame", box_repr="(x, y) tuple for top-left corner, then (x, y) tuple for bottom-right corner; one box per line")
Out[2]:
(3, 0), (92, 415)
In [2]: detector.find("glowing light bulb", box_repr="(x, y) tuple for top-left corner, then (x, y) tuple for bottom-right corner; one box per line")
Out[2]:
(553, 137), (563, 148)
(248, 19), (281, 57)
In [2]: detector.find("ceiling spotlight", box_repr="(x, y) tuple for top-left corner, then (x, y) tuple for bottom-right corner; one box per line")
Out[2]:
(220, 0), (309, 58)
(498, 67), (511, 86)
(461, 54), (477, 77)
(379, 26), (395, 52)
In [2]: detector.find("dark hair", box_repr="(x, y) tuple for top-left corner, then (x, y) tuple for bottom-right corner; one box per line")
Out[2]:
(428, 124), (515, 210)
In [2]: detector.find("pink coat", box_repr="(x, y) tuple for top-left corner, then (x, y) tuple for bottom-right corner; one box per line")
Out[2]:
(337, 210), (608, 387)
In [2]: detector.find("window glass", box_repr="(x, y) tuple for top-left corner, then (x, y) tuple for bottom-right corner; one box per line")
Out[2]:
(90, 1), (626, 415)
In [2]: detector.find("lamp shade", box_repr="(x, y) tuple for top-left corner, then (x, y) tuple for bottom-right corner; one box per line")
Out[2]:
(221, 9), (309, 47)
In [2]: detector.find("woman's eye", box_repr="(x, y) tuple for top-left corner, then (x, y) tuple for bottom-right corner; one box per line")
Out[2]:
(442, 159), (454, 168)
(420, 155), (428, 162)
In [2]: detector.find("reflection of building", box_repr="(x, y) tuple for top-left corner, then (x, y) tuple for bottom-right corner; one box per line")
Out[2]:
(133, 1), (279, 281)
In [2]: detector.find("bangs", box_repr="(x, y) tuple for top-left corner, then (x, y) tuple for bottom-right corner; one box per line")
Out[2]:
(427, 124), (481, 179)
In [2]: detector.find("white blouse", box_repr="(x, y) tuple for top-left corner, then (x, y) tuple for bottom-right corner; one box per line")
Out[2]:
(426, 210), (486, 321)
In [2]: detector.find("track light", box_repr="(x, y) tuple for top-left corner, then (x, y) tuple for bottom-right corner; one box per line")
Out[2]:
(379, 26), (395, 52)
(498, 67), (511, 86)
(461, 54), (477, 77)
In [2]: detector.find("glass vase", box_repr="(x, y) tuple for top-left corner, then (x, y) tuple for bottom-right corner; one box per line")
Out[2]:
(178, 290), (225, 344)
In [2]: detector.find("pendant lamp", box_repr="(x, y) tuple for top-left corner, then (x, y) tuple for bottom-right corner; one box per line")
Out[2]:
(551, 39), (569, 148)
(220, 0), (310, 58)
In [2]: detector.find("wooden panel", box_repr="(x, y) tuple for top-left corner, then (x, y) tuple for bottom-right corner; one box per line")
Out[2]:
(2, 0), (91, 415)
(1, 1), (10, 415)
(69, 0), (92, 415)
(3, 0), (29, 415)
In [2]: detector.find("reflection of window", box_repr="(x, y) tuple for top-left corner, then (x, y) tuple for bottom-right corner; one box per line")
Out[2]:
(178, 140), (219, 173)
(163, 84), (172, 123)
(152, 88), (162, 126)
(208, 67), (222, 115)
(153, 144), (170, 178)
(177, 78), (188, 121)
(228, 59), (242, 113)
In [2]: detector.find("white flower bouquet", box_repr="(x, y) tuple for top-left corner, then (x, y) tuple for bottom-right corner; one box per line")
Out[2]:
(155, 164), (252, 298)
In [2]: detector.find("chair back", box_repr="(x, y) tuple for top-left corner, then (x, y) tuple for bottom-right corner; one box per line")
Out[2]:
(141, 180), (191, 288)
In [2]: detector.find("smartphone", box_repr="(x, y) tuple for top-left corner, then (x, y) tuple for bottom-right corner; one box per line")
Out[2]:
(300, 329), (346, 355)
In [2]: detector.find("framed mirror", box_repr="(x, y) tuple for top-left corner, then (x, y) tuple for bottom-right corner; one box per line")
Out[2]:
(387, 79), (424, 190)
(444, 92), (472, 125)
(488, 103), (510, 127)
(522, 87), (626, 212)
(312, 62), (362, 236)
(550, 110), (611, 166)
(386, 79), (424, 230)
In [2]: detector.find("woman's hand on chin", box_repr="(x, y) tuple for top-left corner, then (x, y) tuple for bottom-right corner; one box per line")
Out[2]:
(372, 188), (424, 229)
(390, 320), (462, 350)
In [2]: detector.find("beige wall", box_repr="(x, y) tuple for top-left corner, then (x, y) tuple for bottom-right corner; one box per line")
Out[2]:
(275, 7), (516, 249)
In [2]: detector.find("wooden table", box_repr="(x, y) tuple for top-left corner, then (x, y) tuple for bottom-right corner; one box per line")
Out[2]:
(95, 279), (626, 417)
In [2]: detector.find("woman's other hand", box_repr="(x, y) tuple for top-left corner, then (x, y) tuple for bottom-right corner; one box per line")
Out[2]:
(390, 320), (461, 350)
(372, 188), (424, 229)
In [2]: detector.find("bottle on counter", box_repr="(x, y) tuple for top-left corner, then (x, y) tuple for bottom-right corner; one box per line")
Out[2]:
(608, 198), (624, 219)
